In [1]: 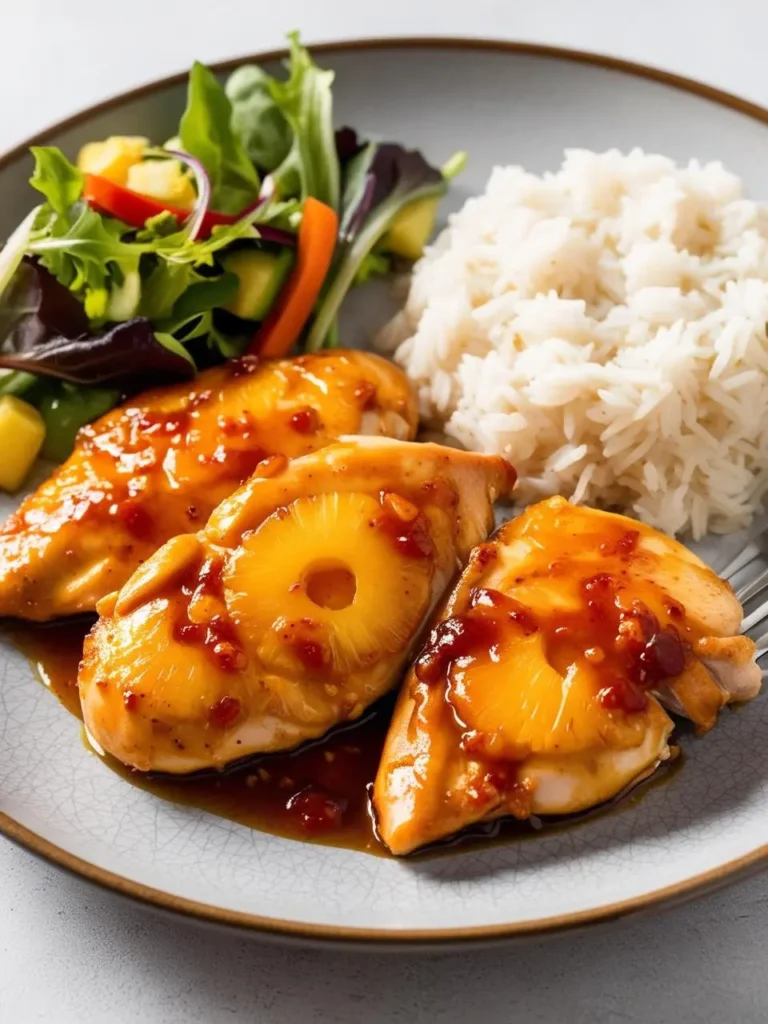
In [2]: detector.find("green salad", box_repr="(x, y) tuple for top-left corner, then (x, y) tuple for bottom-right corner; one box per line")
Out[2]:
(0, 33), (464, 485)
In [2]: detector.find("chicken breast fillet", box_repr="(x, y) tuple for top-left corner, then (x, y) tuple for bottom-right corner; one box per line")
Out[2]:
(78, 438), (514, 773)
(0, 351), (417, 621)
(374, 496), (761, 855)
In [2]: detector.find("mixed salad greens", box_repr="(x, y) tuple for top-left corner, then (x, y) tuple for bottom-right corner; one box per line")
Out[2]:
(0, 33), (463, 474)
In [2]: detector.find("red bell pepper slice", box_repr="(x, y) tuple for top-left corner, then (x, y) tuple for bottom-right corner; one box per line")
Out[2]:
(83, 173), (251, 238)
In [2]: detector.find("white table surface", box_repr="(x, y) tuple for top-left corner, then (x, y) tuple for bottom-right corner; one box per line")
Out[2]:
(3, 1), (768, 1020)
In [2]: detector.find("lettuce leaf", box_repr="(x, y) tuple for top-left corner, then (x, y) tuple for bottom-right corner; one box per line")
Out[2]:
(20, 148), (268, 325)
(0, 148), (299, 399)
(226, 64), (293, 171)
(31, 200), (142, 323)
(0, 257), (88, 352)
(240, 32), (340, 210)
(179, 62), (261, 215)
(29, 147), (84, 215)
(0, 317), (194, 388)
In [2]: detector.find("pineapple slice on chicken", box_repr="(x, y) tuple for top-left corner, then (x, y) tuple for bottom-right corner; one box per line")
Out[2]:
(374, 496), (761, 855)
(77, 438), (514, 773)
(0, 351), (417, 621)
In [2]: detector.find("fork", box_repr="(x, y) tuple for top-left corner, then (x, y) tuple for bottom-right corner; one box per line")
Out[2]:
(719, 516), (768, 659)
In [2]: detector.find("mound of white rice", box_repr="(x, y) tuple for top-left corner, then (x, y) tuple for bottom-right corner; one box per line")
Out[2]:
(378, 149), (768, 538)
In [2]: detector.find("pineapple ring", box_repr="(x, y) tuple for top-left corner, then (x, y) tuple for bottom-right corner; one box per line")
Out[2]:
(448, 632), (652, 759)
(225, 492), (434, 675)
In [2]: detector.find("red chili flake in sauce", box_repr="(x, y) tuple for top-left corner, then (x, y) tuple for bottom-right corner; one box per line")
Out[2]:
(473, 544), (498, 570)
(197, 557), (224, 596)
(208, 696), (242, 729)
(178, 555), (220, 599)
(285, 786), (348, 834)
(416, 587), (540, 687)
(616, 530), (639, 556)
(289, 407), (321, 434)
(211, 640), (247, 672)
(582, 573), (616, 623)
(665, 597), (686, 621)
(583, 573), (615, 595)
(206, 617), (246, 672)
(123, 690), (138, 711)
(599, 530), (640, 558)
(628, 602), (661, 645)
(294, 640), (328, 672)
(186, 506), (200, 522)
(218, 412), (255, 437)
(415, 613), (500, 685)
(468, 763), (519, 809)
(172, 559), (246, 670)
(373, 510), (434, 560)
(471, 588), (539, 635)
(353, 381), (378, 410)
(197, 444), (271, 484)
(174, 621), (205, 645)
(584, 586), (689, 712)
(133, 409), (191, 436)
(113, 500), (153, 541)
(636, 627), (688, 683)
(598, 678), (648, 713)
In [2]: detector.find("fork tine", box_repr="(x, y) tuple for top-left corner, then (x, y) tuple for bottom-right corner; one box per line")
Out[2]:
(721, 542), (762, 581)
(735, 565), (768, 604)
(742, 593), (768, 633)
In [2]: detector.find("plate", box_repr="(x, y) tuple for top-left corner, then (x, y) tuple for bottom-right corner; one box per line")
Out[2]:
(2, 38), (768, 946)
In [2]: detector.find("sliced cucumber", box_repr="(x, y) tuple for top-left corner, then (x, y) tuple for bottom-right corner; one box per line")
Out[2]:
(221, 248), (294, 322)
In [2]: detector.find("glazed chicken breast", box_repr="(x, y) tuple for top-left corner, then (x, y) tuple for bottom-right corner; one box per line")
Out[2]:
(78, 437), (514, 773)
(0, 351), (416, 621)
(373, 496), (761, 855)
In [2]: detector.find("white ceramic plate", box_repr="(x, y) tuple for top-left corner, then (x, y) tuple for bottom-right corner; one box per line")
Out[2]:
(3, 39), (768, 945)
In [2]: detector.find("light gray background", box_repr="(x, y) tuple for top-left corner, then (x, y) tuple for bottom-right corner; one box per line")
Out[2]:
(2, 1), (768, 1021)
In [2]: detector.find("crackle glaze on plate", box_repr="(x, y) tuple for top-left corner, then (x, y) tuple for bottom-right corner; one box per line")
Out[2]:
(3, 39), (768, 944)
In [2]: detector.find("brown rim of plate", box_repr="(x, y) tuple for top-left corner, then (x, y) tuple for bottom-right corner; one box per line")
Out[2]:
(1, 36), (768, 946)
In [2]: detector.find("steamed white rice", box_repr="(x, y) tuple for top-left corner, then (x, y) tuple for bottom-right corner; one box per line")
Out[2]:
(378, 149), (768, 538)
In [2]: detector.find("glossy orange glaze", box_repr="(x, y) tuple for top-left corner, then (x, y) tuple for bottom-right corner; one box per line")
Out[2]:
(126, 487), (439, 684)
(414, 516), (695, 770)
(0, 351), (418, 621)
(9, 617), (387, 850)
(373, 502), (435, 561)
(7, 616), (682, 854)
(417, 577), (690, 716)
(169, 554), (248, 676)
(372, 496), (752, 854)
(77, 439), (513, 775)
